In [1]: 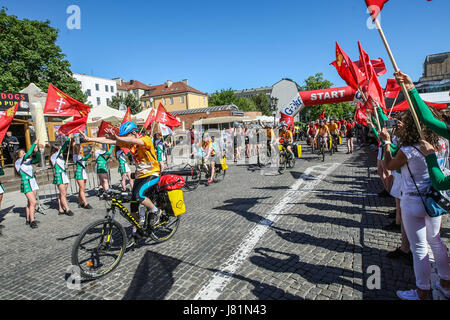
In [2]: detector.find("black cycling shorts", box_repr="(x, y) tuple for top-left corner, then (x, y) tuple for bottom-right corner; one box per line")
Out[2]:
(131, 175), (160, 212)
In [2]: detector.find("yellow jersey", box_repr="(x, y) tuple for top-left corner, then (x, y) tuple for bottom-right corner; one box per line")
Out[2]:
(128, 136), (160, 179)
(327, 123), (339, 134)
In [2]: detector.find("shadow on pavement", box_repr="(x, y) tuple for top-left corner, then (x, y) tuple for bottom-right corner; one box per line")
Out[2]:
(122, 250), (181, 300)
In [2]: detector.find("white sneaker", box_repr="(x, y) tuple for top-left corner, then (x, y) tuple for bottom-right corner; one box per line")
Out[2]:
(436, 281), (450, 299)
(396, 289), (420, 300)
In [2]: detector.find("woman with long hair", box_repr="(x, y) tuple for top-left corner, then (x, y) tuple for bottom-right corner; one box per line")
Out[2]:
(51, 138), (73, 216)
(73, 144), (92, 209)
(382, 109), (450, 300)
(94, 144), (114, 198)
(14, 140), (41, 228)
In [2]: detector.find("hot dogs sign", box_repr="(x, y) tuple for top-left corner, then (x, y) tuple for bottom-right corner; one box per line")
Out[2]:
(0, 92), (29, 112)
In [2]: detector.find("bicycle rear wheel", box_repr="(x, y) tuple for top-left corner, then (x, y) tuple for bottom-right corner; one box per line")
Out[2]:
(71, 218), (127, 279)
(184, 164), (201, 191)
(278, 153), (287, 174)
(150, 210), (181, 243)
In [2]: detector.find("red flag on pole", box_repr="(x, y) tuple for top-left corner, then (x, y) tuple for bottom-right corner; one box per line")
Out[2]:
(365, 0), (390, 21)
(143, 109), (157, 130)
(58, 116), (88, 136)
(355, 105), (368, 126)
(155, 103), (181, 129)
(391, 99), (446, 113)
(384, 78), (402, 99)
(121, 107), (132, 125)
(44, 84), (90, 117)
(0, 102), (19, 143)
(330, 43), (364, 90)
(97, 120), (119, 138)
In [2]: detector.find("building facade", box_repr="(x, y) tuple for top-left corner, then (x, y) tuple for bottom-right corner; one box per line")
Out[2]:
(140, 80), (208, 112)
(416, 52), (450, 107)
(113, 78), (153, 107)
(233, 86), (273, 99)
(73, 74), (117, 107)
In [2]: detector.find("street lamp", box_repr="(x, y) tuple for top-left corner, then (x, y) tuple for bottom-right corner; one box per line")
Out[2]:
(270, 97), (279, 126)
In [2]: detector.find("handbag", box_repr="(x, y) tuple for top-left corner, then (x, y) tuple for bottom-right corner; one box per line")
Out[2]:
(406, 158), (449, 218)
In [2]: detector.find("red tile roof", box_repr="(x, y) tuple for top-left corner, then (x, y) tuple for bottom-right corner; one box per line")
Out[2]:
(117, 80), (153, 91)
(141, 81), (207, 99)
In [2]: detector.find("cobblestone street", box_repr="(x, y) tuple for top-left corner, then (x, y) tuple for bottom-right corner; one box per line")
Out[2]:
(0, 142), (448, 300)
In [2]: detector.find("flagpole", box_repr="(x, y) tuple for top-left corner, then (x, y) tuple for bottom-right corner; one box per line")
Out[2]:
(374, 18), (424, 139)
(358, 88), (381, 132)
(388, 95), (399, 118)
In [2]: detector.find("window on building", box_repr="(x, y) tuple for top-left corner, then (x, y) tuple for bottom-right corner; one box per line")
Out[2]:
(87, 89), (91, 97)
(163, 98), (166, 106)
(95, 84), (99, 91)
(180, 96), (185, 103)
(111, 86), (114, 93)
(170, 97), (174, 105)
(105, 85), (109, 92)
(97, 97), (101, 105)
(106, 98), (110, 106)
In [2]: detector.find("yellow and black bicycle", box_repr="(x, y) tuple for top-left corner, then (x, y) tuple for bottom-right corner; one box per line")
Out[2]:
(71, 176), (186, 279)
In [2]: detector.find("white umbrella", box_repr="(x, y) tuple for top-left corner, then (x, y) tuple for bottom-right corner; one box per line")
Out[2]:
(63, 105), (126, 125)
(132, 108), (155, 125)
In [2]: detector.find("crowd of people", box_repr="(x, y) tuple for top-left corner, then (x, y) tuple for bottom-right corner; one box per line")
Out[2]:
(0, 71), (449, 300)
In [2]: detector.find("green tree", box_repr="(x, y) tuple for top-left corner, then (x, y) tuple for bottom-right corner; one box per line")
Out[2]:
(299, 73), (355, 121)
(0, 7), (86, 102)
(109, 93), (142, 115)
(251, 92), (271, 116)
(209, 88), (258, 112)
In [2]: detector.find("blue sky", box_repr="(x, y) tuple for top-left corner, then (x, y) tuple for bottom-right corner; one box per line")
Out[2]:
(2, 0), (449, 94)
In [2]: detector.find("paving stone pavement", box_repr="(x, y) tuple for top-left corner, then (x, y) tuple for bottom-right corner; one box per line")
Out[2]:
(0, 141), (448, 300)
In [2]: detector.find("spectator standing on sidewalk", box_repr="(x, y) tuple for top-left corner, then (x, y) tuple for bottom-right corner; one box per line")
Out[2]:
(14, 140), (41, 228)
(382, 110), (450, 300)
(3, 131), (20, 164)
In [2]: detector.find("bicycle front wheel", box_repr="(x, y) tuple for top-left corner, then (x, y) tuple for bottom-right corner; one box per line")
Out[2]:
(71, 218), (127, 280)
(184, 164), (201, 191)
(278, 154), (287, 174)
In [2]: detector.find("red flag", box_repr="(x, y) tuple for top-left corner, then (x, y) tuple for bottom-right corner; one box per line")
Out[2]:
(97, 120), (119, 138)
(44, 84), (90, 117)
(121, 107), (132, 125)
(355, 106), (368, 126)
(384, 78), (402, 99)
(0, 103), (19, 143)
(155, 103), (181, 129)
(331, 43), (364, 90)
(58, 116), (88, 136)
(365, 0), (389, 21)
(143, 109), (157, 130)
(355, 58), (387, 78)
(358, 41), (387, 112)
(391, 99), (446, 113)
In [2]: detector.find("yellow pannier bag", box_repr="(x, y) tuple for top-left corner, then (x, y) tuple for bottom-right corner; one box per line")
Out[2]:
(167, 189), (186, 216)
(297, 145), (302, 158)
(221, 157), (229, 171)
(278, 144), (283, 152)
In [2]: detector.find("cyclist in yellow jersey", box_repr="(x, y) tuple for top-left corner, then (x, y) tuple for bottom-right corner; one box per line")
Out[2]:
(279, 122), (295, 159)
(79, 122), (161, 246)
(315, 120), (331, 149)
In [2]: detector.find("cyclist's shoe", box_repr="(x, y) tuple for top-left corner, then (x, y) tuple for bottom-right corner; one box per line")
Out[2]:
(208, 178), (214, 184)
(139, 216), (146, 228)
(149, 209), (162, 227)
(126, 235), (137, 249)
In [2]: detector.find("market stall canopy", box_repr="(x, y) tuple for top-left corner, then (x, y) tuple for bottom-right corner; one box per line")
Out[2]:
(63, 105), (126, 125)
(192, 116), (250, 126)
(132, 108), (155, 124)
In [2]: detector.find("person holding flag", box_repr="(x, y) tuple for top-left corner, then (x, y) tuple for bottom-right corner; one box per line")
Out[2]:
(94, 144), (114, 199)
(50, 138), (74, 217)
(73, 144), (92, 210)
(14, 140), (42, 228)
(79, 121), (161, 247)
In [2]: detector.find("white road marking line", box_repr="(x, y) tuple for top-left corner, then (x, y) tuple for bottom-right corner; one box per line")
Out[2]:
(194, 162), (341, 300)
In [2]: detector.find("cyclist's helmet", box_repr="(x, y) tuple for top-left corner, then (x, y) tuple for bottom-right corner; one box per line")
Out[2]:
(118, 121), (138, 137)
